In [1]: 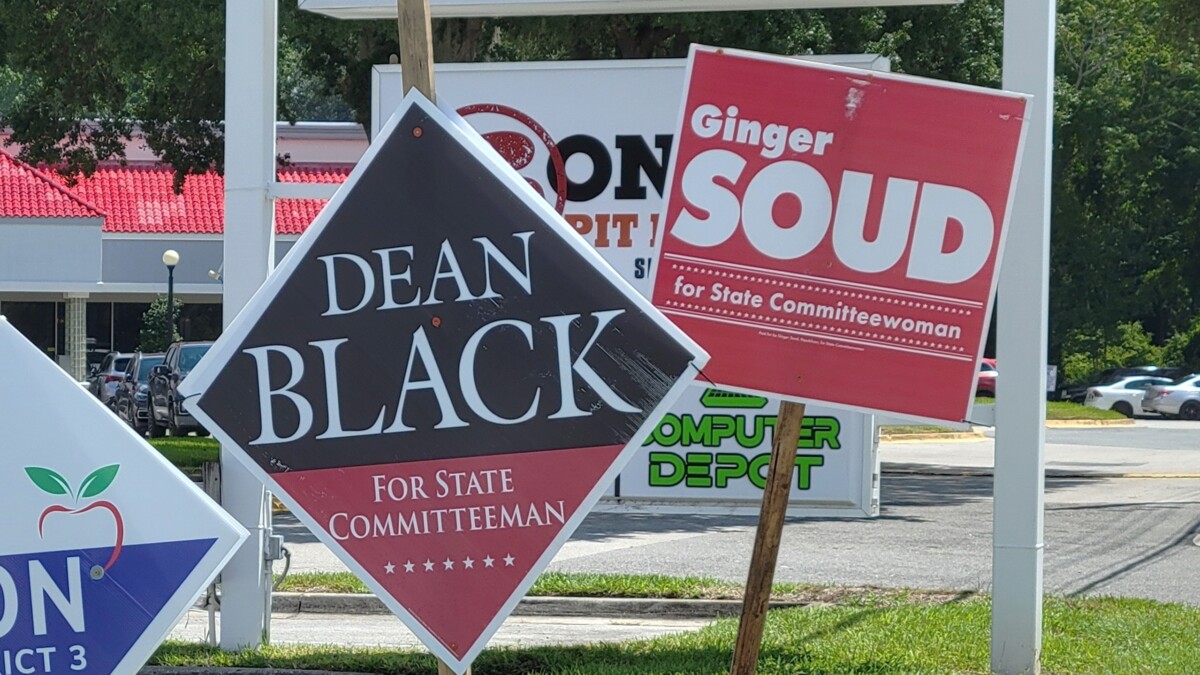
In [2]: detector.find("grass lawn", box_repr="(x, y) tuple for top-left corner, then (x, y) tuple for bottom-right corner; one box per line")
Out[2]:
(880, 399), (1124, 436)
(146, 436), (219, 475)
(151, 594), (1200, 674)
(276, 571), (882, 602)
(1045, 400), (1127, 420)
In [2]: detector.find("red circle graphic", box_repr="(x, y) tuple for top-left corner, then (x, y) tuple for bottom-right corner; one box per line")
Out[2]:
(457, 103), (568, 215)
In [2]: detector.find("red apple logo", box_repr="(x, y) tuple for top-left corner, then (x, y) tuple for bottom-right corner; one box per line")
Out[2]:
(25, 464), (124, 578)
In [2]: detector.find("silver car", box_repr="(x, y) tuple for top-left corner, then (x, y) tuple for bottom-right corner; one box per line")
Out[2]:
(87, 352), (131, 406)
(1141, 374), (1200, 419)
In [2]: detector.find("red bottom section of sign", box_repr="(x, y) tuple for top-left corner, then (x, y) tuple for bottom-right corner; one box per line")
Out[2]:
(273, 445), (622, 659)
(662, 309), (976, 422)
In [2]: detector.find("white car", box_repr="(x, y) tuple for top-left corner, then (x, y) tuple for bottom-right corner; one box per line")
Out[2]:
(1141, 374), (1200, 419)
(1084, 376), (1173, 417)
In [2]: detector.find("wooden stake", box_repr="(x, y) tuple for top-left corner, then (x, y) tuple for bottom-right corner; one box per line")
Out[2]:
(394, 8), (460, 673)
(729, 399), (806, 675)
(396, 0), (436, 102)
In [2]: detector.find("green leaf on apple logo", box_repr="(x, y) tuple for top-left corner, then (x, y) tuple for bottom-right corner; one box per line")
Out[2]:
(25, 467), (73, 498)
(79, 464), (120, 498)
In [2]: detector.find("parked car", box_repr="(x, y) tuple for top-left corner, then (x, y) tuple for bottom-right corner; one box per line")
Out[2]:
(1083, 375), (1173, 417)
(1058, 365), (1186, 403)
(976, 358), (997, 397)
(87, 352), (131, 406)
(112, 352), (165, 434)
(1141, 374), (1200, 419)
(149, 341), (214, 437)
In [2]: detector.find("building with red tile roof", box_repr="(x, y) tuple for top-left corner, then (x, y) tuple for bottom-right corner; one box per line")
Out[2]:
(57, 161), (352, 235)
(0, 122), (366, 365)
(0, 151), (106, 220)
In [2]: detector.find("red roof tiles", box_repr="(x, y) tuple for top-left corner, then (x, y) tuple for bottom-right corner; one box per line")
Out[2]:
(0, 152), (105, 219)
(0, 152), (352, 235)
(275, 164), (352, 236)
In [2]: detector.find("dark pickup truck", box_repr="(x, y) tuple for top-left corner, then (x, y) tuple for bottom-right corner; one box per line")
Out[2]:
(148, 341), (214, 437)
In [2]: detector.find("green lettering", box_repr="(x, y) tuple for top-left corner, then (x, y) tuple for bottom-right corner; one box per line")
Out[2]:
(680, 415), (711, 446)
(713, 453), (749, 488)
(648, 414), (841, 451)
(648, 415), (681, 447)
(685, 453), (713, 488)
(796, 416), (841, 449)
(736, 416), (771, 449)
(648, 451), (685, 486)
(748, 454), (771, 489)
(794, 455), (825, 489)
(710, 416), (736, 444)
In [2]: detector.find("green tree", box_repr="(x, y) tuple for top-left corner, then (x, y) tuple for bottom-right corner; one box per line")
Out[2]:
(139, 296), (183, 352)
(1059, 321), (1164, 382)
(1050, 0), (1200, 360)
(0, 2), (225, 187)
(0, 2), (1008, 177)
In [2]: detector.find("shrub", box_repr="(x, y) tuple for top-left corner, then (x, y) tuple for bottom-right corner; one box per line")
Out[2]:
(139, 296), (183, 352)
(1059, 322), (1163, 383)
(1163, 316), (1200, 372)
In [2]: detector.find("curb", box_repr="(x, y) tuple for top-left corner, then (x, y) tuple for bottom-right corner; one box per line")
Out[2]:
(879, 418), (1134, 443)
(879, 431), (986, 443)
(1045, 418), (1135, 427)
(266, 592), (806, 619)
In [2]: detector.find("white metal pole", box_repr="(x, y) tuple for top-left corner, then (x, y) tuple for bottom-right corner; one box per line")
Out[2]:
(221, 0), (277, 650)
(992, 0), (1055, 673)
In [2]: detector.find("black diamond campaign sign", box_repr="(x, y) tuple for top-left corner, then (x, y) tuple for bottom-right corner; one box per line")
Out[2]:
(180, 91), (706, 672)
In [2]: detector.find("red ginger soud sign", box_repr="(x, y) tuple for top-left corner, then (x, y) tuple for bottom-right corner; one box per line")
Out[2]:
(181, 91), (706, 673)
(652, 46), (1030, 423)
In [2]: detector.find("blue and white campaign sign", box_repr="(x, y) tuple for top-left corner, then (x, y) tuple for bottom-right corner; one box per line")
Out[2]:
(0, 318), (247, 675)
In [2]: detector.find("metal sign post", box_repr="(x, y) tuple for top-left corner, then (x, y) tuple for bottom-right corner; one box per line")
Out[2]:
(221, 0), (278, 651)
(992, 0), (1055, 672)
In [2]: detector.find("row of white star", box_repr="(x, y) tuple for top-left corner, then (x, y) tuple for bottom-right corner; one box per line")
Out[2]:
(384, 554), (516, 574)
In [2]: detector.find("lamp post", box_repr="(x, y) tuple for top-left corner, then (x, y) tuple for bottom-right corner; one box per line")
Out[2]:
(162, 249), (180, 346)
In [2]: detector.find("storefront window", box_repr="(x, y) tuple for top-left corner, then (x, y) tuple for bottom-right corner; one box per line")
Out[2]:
(3, 302), (56, 358)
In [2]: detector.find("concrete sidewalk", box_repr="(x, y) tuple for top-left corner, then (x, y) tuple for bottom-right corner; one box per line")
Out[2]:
(168, 609), (710, 650)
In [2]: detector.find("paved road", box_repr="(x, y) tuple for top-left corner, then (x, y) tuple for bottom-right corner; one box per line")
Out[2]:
(892, 419), (1200, 476)
(275, 419), (1200, 606)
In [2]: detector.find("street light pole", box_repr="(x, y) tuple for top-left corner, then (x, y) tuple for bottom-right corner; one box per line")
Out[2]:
(163, 249), (180, 345)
